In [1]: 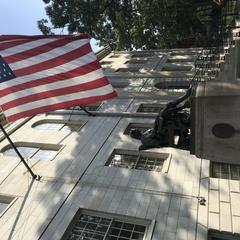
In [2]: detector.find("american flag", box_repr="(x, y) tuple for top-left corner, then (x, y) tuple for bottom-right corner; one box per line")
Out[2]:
(0, 35), (117, 122)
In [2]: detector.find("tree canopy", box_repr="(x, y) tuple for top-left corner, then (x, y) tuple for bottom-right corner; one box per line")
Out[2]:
(39, 0), (223, 50)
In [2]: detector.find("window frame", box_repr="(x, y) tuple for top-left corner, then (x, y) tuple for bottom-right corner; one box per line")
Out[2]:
(124, 123), (154, 135)
(208, 230), (240, 240)
(1, 142), (64, 162)
(154, 81), (190, 90)
(115, 67), (141, 73)
(161, 66), (193, 71)
(131, 53), (157, 58)
(137, 103), (164, 113)
(61, 209), (155, 240)
(106, 149), (171, 173)
(32, 119), (85, 132)
(125, 59), (149, 65)
(210, 162), (240, 180)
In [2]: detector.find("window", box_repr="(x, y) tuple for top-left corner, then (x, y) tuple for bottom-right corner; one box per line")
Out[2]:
(32, 120), (84, 133)
(106, 149), (170, 172)
(125, 59), (148, 64)
(124, 123), (154, 135)
(62, 209), (154, 240)
(137, 104), (163, 113)
(211, 162), (240, 180)
(161, 66), (192, 71)
(77, 105), (100, 111)
(208, 230), (240, 239)
(115, 68), (140, 73)
(124, 59), (149, 70)
(109, 54), (120, 58)
(111, 82), (129, 88)
(154, 81), (190, 90)
(131, 53), (157, 58)
(2, 143), (62, 161)
(101, 61), (113, 65)
(68, 104), (101, 112)
(0, 194), (15, 216)
(167, 57), (194, 63)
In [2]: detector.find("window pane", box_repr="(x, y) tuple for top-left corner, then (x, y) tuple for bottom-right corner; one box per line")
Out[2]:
(61, 125), (72, 134)
(212, 163), (221, 178)
(67, 214), (111, 240)
(109, 154), (137, 169)
(109, 221), (145, 240)
(18, 147), (38, 159)
(66, 212), (147, 240)
(220, 164), (230, 179)
(230, 165), (240, 180)
(0, 202), (9, 214)
(35, 123), (64, 131)
(3, 147), (58, 161)
(124, 123), (153, 135)
(137, 104), (163, 113)
(33, 149), (58, 161)
(4, 147), (38, 159)
(211, 162), (240, 180)
(108, 151), (165, 172)
(3, 148), (18, 157)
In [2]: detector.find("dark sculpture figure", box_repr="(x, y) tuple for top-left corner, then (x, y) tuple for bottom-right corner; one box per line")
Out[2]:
(130, 86), (193, 150)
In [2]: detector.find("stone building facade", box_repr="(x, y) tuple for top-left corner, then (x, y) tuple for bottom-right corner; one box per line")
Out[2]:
(0, 46), (239, 240)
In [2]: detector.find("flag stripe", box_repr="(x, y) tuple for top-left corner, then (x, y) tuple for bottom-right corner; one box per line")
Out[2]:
(7, 91), (117, 122)
(2, 77), (109, 110)
(0, 34), (89, 41)
(0, 38), (58, 57)
(13, 43), (91, 76)
(1, 52), (97, 88)
(4, 85), (116, 116)
(5, 38), (87, 64)
(0, 69), (105, 105)
(0, 39), (36, 51)
(8, 39), (89, 69)
(0, 61), (101, 98)
(0, 34), (117, 122)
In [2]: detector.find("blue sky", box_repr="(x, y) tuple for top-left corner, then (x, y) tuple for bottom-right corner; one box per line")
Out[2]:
(0, 0), (100, 51)
(0, 0), (46, 35)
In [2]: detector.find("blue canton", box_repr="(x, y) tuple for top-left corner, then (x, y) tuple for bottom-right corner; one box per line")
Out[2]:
(0, 55), (16, 82)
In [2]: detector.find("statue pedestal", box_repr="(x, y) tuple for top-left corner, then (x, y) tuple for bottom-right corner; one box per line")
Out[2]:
(191, 80), (240, 164)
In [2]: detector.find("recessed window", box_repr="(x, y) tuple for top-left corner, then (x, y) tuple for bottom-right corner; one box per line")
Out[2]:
(131, 53), (156, 58)
(162, 66), (192, 71)
(154, 81), (190, 90)
(125, 59), (148, 64)
(167, 57), (194, 63)
(124, 123), (154, 135)
(35, 123), (71, 133)
(109, 54), (120, 58)
(68, 104), (101, 112)
(2, 143), (62, 161)
(208, 230), (239, 239)
(32, 120), (84, 133)
(62, 209), (154, 240)
(115, 68), (140, 73)
(106, 149), (170, 172)
(211, 162), (240, 180)
(111, 82), (129, 88)
(73, 105), (100, 111)
(100, 61), (113, 65)
(137, 104), (163, 113)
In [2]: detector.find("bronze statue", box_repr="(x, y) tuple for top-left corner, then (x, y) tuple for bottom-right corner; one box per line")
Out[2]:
(130, 85), (193, 150)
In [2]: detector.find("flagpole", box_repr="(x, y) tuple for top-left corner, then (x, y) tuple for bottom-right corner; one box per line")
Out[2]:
(0, 124), (40, 180)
